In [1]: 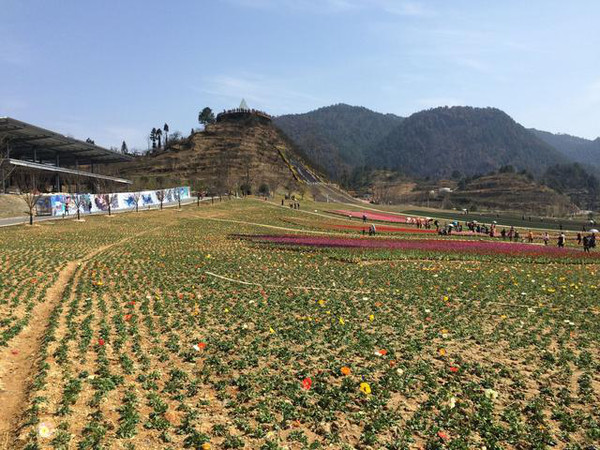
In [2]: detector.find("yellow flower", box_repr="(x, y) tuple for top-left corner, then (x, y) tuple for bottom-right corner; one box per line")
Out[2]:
(205, 254), (211, 259)
(339, 318), (345, 325)
(369, 314), (374, 321)
(269, 327), (275, 334)
(359, 382), (371, 395)
(438, 348), (447, 357)
(201, 444), (211, 450)
(318, 299), (326, 306)
(443, 295), (449, 301)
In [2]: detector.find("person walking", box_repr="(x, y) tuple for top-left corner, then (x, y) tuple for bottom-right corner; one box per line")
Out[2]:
(557, 232), (565, 248)
(528, 230), (534, 243)
(583, 235), (590, 252)
(577, 233), (582, 245)
(543, 232), (549, 246)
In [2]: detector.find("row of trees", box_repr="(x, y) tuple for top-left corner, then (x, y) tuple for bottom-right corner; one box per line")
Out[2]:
(149, 124), (170, 149)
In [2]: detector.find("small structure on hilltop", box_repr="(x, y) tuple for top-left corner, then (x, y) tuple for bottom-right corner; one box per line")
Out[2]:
(216, 99), (272, 124)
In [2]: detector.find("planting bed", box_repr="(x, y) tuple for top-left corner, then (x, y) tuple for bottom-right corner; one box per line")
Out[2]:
(0, 199), (598, 449)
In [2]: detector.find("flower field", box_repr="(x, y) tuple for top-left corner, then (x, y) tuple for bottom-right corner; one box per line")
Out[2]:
(1, 199), (599, 449)
(237, 234), (600, 261)
(329, 210), (411, 223)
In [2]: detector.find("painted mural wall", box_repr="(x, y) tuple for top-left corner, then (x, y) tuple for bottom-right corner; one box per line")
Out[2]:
(36, 186), (191, 216)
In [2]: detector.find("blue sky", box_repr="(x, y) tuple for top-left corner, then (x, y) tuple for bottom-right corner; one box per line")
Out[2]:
(1, 0), (599, 150)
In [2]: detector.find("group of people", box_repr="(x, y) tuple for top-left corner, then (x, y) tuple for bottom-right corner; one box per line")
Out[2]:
(497, 226), (596, 251)
(281, 198), (301, 210)
(577, 232), (597, 252)
(437, 221), (493, 236)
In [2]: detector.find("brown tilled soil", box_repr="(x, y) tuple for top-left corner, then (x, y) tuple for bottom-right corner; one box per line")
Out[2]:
(0, 230), (155, 449)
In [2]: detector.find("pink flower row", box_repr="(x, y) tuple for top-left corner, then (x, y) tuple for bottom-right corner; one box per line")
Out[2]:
(238, 234), (599, 259)
(329, 210), (410, 223)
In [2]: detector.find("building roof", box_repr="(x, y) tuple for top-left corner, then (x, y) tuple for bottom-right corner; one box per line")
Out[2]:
(0, 117), (133, 165)
(8, 159), (133, 184)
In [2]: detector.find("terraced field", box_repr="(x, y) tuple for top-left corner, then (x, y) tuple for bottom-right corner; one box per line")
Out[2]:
(0, 199), (598, 449)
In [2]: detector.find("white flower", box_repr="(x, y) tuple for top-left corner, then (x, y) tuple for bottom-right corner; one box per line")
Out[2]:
(484, 388), (499, 400)
(425, 309), (431, 313)
(193, 344), (200, 351)
(396, 368), (404, 376)
(38, 422), (54, 438)
(448, 396), (457, 409)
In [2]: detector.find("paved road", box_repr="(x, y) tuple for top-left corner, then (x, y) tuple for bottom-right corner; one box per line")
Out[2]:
(0, 197), (210, 228)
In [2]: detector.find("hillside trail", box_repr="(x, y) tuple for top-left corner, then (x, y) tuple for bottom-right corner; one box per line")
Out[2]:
(0, 228), (158, 449)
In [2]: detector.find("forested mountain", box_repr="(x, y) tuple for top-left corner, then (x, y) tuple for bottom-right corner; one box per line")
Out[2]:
(368, 106), (568, 178)
(276, 105), (578, 181)
(274, 104), (403, 179)
(531, 129), (600, 167)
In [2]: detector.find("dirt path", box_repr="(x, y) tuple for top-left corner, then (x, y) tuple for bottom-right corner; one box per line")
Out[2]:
(0, 229), (156, 448)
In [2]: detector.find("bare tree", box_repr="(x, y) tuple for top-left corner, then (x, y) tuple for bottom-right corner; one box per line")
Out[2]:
(21, 191), (42, 225)
(71, 193), (85, 221)
(175, 188), (181, 209)
(96, 178), (119, 216)
(156, 189), (165, 210)
(133, 192), (141, 212)
(13, 170), (42, 225)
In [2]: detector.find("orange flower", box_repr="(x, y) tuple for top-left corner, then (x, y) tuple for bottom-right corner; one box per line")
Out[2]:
(341, 366), (351, 376)
(378, 349), (388, 356)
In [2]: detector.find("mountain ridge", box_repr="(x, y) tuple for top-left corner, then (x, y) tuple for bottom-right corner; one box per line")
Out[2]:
(274, 104), (403, 179)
